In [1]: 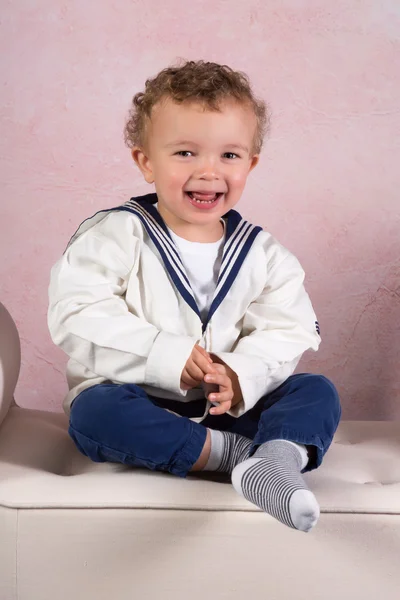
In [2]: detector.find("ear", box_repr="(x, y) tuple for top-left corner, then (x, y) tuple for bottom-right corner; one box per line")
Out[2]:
(248, 155), (259, 172)
(131, 147), (154, 184)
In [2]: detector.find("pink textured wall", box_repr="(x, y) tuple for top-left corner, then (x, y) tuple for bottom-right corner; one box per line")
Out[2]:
(1, 1), (399, 419)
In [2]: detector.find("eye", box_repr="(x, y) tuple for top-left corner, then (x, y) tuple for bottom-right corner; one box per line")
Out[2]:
(223, 152), (239, 159)
(175, 151), (193, 157)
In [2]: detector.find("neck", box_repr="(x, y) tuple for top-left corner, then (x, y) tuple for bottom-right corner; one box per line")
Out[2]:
(158, 207), (224, 242)
(173, 222), (224, 242)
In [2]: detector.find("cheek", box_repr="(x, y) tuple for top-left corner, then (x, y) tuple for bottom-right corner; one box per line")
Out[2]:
(229, 169), (249, 191)
(162, 166), (188, 191)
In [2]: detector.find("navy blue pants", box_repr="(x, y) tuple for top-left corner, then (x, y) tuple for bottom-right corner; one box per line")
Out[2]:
(69, 374), (341, 478)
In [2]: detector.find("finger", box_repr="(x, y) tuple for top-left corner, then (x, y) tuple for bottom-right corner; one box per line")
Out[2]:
(209, 363), (226, 374)
(209, 399), (232, 416)
(194, 345), (213, 362)
(204, 371), (230, 389)
(181, 377), (196, 390)
(209, 389), (233, 405)
(193, 345), (212, 365)
(193, 347), (212, 369)
(181, 378), (198, 390)
(203, 381), (219, 397)
(192, 351), (216, 376)
(186, 360), (206, 382)
(181, 369), (200, 389)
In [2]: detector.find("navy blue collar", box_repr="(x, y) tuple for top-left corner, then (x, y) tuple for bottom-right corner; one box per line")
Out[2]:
(68, 193), (263, 331)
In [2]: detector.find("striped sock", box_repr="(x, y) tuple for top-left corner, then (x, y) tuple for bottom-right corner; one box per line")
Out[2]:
(231, 440), (320, 532)
(203, 430), (252, 474)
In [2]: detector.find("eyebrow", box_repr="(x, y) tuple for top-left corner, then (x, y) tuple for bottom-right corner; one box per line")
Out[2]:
(227, 144), (250, 153)
(164, 140), (198, 148)
(164, 141), (250, 152)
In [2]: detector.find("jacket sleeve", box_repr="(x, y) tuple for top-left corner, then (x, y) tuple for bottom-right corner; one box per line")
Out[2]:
(213, 250), (321, 417)
(47, 212), (197, 394)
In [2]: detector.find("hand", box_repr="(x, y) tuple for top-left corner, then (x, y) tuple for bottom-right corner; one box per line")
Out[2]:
(180, 344), (215, 391)
(204, 359), (243, 416)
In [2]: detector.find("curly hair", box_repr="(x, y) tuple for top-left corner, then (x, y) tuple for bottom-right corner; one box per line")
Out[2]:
(124, 60), (269, 154)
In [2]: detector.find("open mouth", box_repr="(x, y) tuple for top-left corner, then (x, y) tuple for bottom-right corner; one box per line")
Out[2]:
(186, 192), (223, 204)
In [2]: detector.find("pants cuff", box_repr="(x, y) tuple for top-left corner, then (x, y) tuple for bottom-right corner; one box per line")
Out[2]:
(250, 427), (328, 472)
(168, 422), (208, 478)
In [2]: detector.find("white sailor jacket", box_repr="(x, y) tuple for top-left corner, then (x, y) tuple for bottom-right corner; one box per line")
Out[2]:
(48, 194), (321, 419)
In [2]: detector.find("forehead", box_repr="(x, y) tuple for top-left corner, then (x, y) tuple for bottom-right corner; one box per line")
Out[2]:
(148, 98), (256, 148)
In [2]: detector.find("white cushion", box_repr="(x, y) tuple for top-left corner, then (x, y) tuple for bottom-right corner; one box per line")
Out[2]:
(1, 408), (400, 600)
(0, 407), (399, 513)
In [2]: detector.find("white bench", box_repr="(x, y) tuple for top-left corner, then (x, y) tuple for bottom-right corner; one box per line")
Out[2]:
(1, 301), (400, 600)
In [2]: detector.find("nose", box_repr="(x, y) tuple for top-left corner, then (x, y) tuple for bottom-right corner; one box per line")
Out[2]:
(196, 157), (220, 181)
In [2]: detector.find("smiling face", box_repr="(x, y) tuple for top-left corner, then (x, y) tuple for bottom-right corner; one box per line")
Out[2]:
(132, 98), (259, 241)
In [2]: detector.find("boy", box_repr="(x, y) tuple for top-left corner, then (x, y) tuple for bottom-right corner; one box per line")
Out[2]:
(48, 60), (341, 533)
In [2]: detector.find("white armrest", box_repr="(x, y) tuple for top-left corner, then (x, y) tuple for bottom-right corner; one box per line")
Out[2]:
(0, 302), (21, 427)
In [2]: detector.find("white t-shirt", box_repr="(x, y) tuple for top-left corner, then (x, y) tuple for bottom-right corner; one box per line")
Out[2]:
(168, 226), (225, 321)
